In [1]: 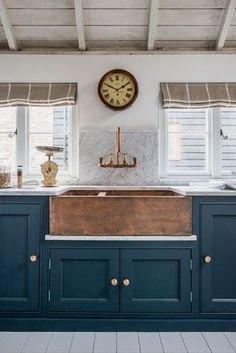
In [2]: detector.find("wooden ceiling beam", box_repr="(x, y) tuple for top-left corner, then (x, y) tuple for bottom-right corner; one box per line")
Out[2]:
(74, 0), (86, 50)
(0, 0), (18, 50)
(147, 0), (159, 50)
(216, 0), (235, 50)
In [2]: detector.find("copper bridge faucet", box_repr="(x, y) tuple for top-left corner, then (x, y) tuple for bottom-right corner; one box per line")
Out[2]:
(99, 127), (137, 168)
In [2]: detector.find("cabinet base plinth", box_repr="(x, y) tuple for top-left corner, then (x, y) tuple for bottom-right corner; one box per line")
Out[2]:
(0, 318), (236, 332)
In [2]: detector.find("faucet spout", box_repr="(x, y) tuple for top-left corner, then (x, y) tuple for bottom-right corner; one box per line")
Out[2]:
(99, 127), (137, 168)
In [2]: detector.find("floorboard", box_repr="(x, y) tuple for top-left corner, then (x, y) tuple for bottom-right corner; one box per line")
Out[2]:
(46, 332), (73, 353)
(0, 332), (30, 353)
(224, 332), (236, 352)
(117, 332), (140, 353)
(21, 332), (52, 353)
(138, 332), (163, 353)
(202, 332), (235, 353)
(93, 332), (116, 353)
(1, 331), (236, 353)
(159, 332), (187, 353)
(181, 332), (211, 353)
(69, 332), (95, 353)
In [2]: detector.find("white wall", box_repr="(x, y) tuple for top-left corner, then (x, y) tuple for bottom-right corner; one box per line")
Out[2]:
(0, 53), (236, 129)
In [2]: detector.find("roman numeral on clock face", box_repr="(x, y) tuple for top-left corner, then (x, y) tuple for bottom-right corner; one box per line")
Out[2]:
(104, 94), (110, 99)
(116, 99), (120, 105)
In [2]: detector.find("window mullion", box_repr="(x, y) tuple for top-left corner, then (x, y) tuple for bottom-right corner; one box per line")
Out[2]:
(206, 109), (212, 176)
(71, 106), (79, 179)
(159, 108), (167, 178)
(16, 107), (26, 170)
(211, 107), (222, 178)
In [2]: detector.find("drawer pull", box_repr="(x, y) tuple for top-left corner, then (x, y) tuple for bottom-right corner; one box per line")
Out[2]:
(204, 256), (212, 264)
(123, 278), (130, 286)
(30, 255), (38, 263)
(111, 278), (118, 286)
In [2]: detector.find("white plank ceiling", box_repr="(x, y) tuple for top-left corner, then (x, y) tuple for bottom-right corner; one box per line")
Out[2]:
(0, 0), (235, 52)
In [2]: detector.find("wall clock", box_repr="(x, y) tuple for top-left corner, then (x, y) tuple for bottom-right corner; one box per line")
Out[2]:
(98, 69), (138, 110)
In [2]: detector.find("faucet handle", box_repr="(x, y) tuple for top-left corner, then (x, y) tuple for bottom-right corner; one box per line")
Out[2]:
(123, 153), (128, 166)
(107, 153), (114, 166)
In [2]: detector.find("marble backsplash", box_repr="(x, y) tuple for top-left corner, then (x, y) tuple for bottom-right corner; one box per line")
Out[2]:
(79, 129), (159, 185)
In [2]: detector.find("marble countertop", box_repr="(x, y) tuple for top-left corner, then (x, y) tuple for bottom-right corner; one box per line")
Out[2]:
(45, 235), (197, 241)
(1, 183), (236, 196)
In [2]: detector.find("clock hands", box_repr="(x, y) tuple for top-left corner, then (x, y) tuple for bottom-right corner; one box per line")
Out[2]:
(104, 83), (118, 91)
(104, 82), (131, 92)
(118, 82), (131, 91)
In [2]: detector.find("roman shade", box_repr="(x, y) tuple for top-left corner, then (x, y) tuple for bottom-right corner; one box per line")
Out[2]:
(0, 83), (77, 107)
(161, 83), (236, 109)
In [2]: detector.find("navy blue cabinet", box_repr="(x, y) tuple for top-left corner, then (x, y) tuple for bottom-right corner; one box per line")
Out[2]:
(201, 202), (236, 313)
(49, 248), (119, 312)
(0, 201), (41, 312)
(49, 247), (192, 314)
(120, 249), (192, 313)
(0, 197), (48, 313)
(4, 195), (236, 330)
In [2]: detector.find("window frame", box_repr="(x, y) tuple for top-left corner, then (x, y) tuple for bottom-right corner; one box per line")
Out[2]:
(15, 105), (78, 181)
(159, 106), (235, 179)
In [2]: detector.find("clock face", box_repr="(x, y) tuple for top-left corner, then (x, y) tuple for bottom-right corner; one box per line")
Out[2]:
(98, 69), (138, 110)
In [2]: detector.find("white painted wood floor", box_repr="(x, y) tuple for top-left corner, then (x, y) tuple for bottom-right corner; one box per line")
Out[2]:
(1, 332), (236, 353)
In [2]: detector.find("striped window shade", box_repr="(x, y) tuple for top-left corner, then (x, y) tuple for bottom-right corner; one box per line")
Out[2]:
(161, 83), (236, 109)
(0, 83), (77, 107)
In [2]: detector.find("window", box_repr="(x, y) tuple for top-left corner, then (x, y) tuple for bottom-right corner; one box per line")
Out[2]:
(167, 109), (209, 174)
(160, 107), (236, 178)
(27, 107), (72, 175)
(0, 106), (77, 180)
(0, 107), (17, 166)
(221, 108), (236, 174)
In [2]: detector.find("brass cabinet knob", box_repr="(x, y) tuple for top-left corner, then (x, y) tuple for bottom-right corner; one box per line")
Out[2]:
(30, 255), (38, 263)
(204, 256), (212, 264)
(123, 278), (130, 287)
(111, 278), (118, 286)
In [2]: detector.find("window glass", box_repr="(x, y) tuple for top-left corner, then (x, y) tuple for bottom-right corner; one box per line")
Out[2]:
(167, 109), (208, 173)
(0, 107), (17, 166)
(28, 106), (72, 174)
(221, 108), (236, 173)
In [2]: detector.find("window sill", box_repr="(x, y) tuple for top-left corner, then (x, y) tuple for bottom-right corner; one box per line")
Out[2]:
(10, 174), (79, 187)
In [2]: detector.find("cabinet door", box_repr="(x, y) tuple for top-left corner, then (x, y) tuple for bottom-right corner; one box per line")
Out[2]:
(120, 249), (191, 313)
(202, 204), (236, 313)
(0, 203), (40, 312)
(49, 248), (119, 312)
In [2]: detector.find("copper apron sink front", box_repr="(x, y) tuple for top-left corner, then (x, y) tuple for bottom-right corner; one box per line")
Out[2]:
(50, 189), (192, 236)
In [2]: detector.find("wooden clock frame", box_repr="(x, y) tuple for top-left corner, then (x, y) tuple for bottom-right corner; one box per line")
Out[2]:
(98, 69), (139, 111)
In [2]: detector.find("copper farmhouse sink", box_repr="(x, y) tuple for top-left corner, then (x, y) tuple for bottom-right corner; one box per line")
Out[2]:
(50, 189), (192, 236)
